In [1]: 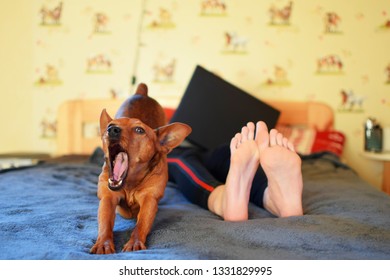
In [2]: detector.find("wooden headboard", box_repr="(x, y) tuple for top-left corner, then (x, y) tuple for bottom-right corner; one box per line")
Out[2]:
(57, 99), (124, 156)
(56, 99), (334, 155)
(266, 100), (334, 131)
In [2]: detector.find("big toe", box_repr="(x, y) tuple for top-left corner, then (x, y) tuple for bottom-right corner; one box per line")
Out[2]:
(255, 121), (269, 152)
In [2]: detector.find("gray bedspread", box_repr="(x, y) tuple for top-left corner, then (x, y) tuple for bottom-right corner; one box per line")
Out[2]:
(1, 152), (389, 260)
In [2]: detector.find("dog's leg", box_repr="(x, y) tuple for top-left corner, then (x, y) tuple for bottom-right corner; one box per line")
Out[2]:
(90, 195), (118, 254)
(122, 195), (158, 251)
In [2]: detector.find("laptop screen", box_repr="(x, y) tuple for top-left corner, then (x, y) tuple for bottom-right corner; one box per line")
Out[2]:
(170, 65), (280, 150)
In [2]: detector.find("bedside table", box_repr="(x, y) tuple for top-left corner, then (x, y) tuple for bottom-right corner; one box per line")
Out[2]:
(361, 151), (390, 195)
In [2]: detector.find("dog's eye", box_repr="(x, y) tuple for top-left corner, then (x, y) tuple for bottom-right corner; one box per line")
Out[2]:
(134, 126), (145, 134)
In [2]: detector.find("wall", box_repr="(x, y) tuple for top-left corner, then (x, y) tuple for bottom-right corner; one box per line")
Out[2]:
(0, 0), (389, 190)
(0, 1), (35, 153)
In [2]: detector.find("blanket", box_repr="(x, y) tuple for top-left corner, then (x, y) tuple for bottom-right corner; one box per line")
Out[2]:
(0, 152), (389, 260)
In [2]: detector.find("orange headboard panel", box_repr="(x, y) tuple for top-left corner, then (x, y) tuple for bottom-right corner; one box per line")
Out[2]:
(266, 100), (334, 131)
(56, 99), (334, 155)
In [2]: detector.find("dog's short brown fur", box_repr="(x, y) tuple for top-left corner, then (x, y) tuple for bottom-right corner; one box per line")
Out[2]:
(90, 83), (191, 254)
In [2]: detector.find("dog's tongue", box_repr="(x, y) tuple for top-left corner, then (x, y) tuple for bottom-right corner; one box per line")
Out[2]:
(113, 152), (128, 181)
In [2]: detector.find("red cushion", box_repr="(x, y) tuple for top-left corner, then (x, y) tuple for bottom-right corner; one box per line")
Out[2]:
(164, 108), (176, 123)
(311, 130), (345, 157)
(276, 125), (346, 157)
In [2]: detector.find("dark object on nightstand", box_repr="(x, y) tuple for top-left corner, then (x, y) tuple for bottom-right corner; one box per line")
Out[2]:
(364, 118), (383, 153)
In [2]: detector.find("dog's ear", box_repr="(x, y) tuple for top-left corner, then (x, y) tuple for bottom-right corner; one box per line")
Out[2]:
(99, 109), (113, 137)
(155, 123), (192, 154)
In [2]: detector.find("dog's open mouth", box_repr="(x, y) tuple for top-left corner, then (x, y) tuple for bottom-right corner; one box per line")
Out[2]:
(108, 151), (128, 190)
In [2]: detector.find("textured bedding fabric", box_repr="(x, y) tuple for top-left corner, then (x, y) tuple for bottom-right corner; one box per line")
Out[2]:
(0, 152), (389, 260)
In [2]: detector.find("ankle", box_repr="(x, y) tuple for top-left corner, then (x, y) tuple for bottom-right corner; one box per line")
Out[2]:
(223, 207), (248, 221)
(278, 205), (303, 217)
(263, 187), (303, 217)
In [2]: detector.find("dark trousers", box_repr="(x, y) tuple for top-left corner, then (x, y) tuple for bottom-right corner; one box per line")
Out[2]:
(167, 145), (268, 210)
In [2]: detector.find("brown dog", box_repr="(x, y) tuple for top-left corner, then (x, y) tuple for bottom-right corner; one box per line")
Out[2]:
(90, 83), (191, 254)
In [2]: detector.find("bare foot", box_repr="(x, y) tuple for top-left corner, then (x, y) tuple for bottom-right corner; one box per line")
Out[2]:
(256, 122), (303, 217)
(208, 122), (260, 221)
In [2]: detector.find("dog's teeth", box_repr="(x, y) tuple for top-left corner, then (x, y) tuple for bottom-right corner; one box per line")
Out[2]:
(108, 178), (122, 188)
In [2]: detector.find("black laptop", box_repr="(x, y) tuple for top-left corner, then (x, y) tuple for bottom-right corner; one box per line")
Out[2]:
(170, 65), (280, 150)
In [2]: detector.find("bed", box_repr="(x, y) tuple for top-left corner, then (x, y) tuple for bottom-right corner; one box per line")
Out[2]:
(1, 99), (389, 260)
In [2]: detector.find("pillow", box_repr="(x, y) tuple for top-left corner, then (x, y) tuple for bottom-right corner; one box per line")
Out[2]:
(164, 107), (176, 123)
(311, 130), (345, 157)
(276, 125), (345, 157)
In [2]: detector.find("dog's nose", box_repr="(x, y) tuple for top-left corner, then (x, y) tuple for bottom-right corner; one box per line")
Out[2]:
(107, 126), (121, 139)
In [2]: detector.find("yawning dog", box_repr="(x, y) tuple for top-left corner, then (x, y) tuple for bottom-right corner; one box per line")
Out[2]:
(90, 83), (191, 254)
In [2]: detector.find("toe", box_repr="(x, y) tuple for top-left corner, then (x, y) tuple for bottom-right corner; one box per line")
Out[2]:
(282, 137), (289, 148)
(247, 122), (255, 140)
(287, 141), (295, 152)
(241, 126), (249, 143)
(269, 129), (278, 146)
(255, 121), (269, 151)
(230, 133), (240, 151)
(276, 132), (283, 146)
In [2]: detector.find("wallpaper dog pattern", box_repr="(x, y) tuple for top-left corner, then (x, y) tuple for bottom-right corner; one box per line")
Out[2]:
(33, 0), (389, 159)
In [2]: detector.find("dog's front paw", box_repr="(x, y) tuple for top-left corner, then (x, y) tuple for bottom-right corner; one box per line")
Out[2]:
(122, 240), (147, 252)
(90, 239), (116, 254)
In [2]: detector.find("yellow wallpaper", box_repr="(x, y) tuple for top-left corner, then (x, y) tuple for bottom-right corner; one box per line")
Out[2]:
(0, 0), (389, 190)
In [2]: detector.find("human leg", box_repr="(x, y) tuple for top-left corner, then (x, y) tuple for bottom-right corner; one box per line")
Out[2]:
(257, 124), (304, 217)
(205, 128), (268, 210)
(207, 122), (262, 221)
(207, 121), (303, 220)
(167, 147), (222, 209)
(169, 121), (303, 220)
